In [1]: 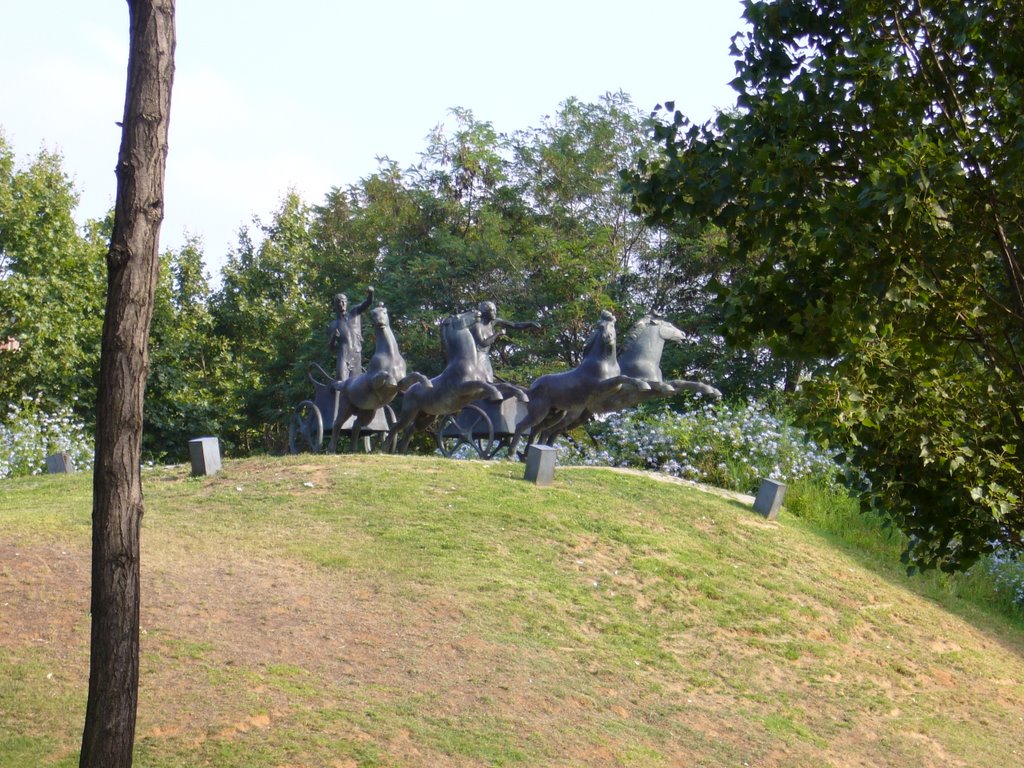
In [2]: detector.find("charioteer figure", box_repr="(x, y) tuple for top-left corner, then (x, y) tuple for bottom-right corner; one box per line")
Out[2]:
(470, 300), (541, 382)
(328, 286), (374, 381)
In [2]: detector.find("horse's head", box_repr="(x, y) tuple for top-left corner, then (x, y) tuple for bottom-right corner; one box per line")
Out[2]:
(443, 309), (479, 332)
(370, 303), (390, 328)
(440, 310), (480, 366)
(618, 316), (684, 381)
(598, 310), (617, 344)
(655, 317), (685, 344)
(582, 310), (617, 362)
(625, 316), (685, 347)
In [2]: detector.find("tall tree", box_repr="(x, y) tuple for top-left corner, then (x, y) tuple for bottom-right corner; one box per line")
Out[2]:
(80, 2), (174, 766)
(628, 0), (1024, 570)
(146, 237), (233, 461)
(0, 136), (106, 413)
(212, 191), (322, 452)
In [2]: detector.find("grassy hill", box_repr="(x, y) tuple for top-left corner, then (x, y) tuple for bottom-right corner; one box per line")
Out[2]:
(2, 455), (1022, 767)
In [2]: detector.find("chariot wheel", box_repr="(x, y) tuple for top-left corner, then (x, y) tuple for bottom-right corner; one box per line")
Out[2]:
(289, 400), (323, 454)
(437, 403), (495, 459)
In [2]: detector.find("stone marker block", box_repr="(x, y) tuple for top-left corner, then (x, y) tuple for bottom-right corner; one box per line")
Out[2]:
(45, 452), (75, 474)
(753, 478), (787, 521)
(524, 445), (556, 486)
(188, 437), (222, 477)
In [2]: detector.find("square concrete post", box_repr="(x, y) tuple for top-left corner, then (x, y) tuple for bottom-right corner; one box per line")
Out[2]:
(188, 437), (222, 477)
(753, 478), (787, 521)
(45, 452), (75, 474)
(524, 445), (557, 486)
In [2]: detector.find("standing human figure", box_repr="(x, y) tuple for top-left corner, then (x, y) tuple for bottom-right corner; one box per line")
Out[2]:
(328, 286), (374, 380)
(470, 300), (540, 382)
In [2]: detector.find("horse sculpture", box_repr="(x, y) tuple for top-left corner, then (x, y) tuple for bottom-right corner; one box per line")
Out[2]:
(532, 313), (724, 444)
(504, 311), (652, 459)
(535, 315), (722, 445)
(387, 309), (525, 454)
(328, 304), (426, 452)
(597, 315), (721, 408)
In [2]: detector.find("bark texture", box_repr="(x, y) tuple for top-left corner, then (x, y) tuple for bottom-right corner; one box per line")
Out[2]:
(80, 2), (174, 767)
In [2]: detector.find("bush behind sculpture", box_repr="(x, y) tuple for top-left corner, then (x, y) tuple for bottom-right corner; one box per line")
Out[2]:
(0, 396), (94, 479)
(557, 399), (842, 495)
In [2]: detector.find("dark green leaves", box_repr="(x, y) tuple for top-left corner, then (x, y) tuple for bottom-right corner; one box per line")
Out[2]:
(630, 0), (1024, 570)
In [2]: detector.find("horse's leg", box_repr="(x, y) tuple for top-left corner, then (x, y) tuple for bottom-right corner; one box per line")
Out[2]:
(667, 379), (723, 399)
(595, 375), (651, 398)
(397, 414), (431, 454)
(349, 410), (371, 453)
(621, 375), (652, 392)
(506, 396), (552, 460)
(541, 410), (583, 446)
(458, 380), (503, 402)
(398, 372), (432, 391)
(493, 381), (529, 403)
(532, 409), (565, 446)
(329, 399), (353, 454)
(386, 397), (419, 454)
(647, 381), (676, 396)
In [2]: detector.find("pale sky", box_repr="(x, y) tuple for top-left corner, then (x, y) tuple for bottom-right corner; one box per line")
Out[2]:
(0, 1), (745, 276)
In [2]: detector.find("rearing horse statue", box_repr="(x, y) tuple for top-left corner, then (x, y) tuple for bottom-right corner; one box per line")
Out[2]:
(328, 304), (425, 452)
(535, 315), (722, 445)
(603, 315), (721, 407)
(387, 309), (524, 453)
(505, 310), (651, 458)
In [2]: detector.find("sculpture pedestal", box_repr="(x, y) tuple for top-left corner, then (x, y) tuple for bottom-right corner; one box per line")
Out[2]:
(524, 445), (556, 486)
(45, 452), (75, 474)
(188, 437), (222, 477)
(753, 479), (786, 521)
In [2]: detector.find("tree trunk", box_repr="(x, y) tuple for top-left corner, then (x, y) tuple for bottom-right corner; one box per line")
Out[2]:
(80, 3), (174, 767)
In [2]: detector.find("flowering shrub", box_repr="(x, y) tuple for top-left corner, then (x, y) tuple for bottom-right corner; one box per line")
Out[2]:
(557, 401), (842, 494)
(0, 395), (94, 479)
(980, 546), (1024, 609)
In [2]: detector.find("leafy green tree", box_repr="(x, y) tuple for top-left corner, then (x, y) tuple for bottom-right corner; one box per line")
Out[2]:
(648, 222), (797, 397)
(146, 237), (234, 461)
(315, 116), (540, 380)
(0, 134), (106, 414)
(206, 95), (756, 451)
(511, 93), (652, 364)
(628, 0), (1024, 570)
(212, 191), (327, 452)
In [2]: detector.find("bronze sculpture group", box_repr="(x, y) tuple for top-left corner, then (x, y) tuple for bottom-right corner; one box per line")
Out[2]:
(288, 289), (721, 459)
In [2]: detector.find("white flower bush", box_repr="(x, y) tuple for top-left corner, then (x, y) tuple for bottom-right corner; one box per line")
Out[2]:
(980, 546), (1024, 609)
(557, 401), (841, 494)
(0, 395), (94, 479)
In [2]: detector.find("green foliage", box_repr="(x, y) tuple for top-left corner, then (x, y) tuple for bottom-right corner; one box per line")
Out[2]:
(785, 477), (1024, 618)
(0, 133), (106, 415)
(211, 192), (327, 453)
(627, 0), (1024, 571)
(145, 238), (236, 461)
(4, 92), (787, 462)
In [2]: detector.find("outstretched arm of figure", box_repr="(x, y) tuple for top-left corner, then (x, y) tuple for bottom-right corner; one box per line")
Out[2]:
(494, 318), (541, 331)
(351, 286), (375, 315)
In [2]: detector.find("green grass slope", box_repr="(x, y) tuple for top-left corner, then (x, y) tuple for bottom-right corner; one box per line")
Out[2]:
(1, 455), (1022, 767)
